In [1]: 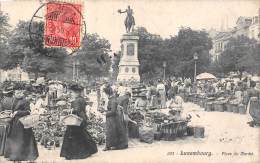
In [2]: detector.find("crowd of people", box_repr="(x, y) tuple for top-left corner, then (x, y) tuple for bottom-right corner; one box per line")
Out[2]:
(0, 74), (259, 162)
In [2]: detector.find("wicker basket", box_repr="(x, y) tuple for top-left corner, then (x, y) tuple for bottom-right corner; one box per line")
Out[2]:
(214, 103), (224, 112)
(194, 126), (205, 138)
(61, 114), (83, 126)
(226, 103), (233, 112)
(19, 114), (40, 129)
(0, 110), (12, 123)
(231, 104), (239, 113)
(205, 102), (213, 111)
(160, 120), (188, 141)
(238, 104), (247, 114)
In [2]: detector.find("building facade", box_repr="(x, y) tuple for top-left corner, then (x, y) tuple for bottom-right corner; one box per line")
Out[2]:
(210, 9), (260, 62)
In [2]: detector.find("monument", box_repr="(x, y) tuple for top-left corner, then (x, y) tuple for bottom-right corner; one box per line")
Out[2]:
(117, 6), (140, 82)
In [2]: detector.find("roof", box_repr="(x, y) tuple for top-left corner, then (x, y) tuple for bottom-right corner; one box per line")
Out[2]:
(236, 16), (252, 27)
(214, 32), (232, 41)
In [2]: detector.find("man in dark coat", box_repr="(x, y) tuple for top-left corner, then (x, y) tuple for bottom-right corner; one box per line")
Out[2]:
(4, 85), (39, 161)
(60, 84), (97, 160)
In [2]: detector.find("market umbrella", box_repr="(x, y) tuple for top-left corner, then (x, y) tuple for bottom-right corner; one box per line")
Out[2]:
(251, 76), (260, 82)
(56, 100), (67, 106)
(196, 72), (216, 80)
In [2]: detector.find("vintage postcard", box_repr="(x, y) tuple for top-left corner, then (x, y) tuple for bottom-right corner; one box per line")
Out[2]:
(0, 0), (259, 163)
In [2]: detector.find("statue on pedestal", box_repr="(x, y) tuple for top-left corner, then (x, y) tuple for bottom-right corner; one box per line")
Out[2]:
(118, 6), (135, 33)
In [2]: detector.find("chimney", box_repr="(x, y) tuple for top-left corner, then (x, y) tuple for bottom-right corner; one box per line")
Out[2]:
(220, 18), (224, 31)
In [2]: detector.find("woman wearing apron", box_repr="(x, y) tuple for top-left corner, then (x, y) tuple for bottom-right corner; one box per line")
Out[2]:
(247, 81), (260, 127)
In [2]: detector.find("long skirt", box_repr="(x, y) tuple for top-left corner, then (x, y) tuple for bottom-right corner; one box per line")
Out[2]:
(0, 122), (9, 156)
(158, 92), (166, 109)
(105, 115), (128, 149)
(60, 125), (97, 160)
(4, 119), (38, 161)
(249, 98), (260, 125)
(150, 95), (159, 109)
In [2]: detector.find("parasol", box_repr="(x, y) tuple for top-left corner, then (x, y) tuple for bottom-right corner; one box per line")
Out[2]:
(196, 72), (216, 80)
(251, 76), (260, 82)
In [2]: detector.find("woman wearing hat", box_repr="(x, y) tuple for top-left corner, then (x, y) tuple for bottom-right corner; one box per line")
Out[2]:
(4, 84), (39, 161)
(134, 92), (148, 112)
(0, 85), (14, 156)
(247, 81), (260, 127)
(103, 85), (128, 151)
(60, 84), (97, 160)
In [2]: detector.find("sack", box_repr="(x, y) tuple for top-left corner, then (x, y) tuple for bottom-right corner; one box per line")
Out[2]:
(61, 114), (83, 126)
(139, 126), (154, 144)
(19, 114), (40, 129)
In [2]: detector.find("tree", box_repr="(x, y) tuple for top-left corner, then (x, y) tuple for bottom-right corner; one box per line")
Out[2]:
(134, 27), (212, 80)
(165, 27), (212, 78)
(218, 35), (257, 75)
(74, 33), (112, 78)
(7, 21), (67, 78)
(0, 12), (11, 69)
(135, 27), (166, 79)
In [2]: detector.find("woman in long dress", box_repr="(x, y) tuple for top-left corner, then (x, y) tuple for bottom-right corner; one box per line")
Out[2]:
(60, 84), (97, 160)
(0, 86), (14, 156)
(247, 81), (260, 127)
(103, 86), (128, 151)
(4, 87), (39, 161)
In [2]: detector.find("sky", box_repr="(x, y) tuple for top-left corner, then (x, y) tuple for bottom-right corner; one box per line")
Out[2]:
(1, 0), (259, 52)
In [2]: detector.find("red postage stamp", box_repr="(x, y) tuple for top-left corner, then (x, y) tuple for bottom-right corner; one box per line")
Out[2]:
(44, 2), (82, 48)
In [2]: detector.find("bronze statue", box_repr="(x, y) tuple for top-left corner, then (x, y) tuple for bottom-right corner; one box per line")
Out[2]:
(118, 6), (135, 33)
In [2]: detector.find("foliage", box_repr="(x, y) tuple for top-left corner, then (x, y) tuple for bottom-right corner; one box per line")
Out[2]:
(217, 35), (259, 75)
(9, 21), (67, 78)
(0, 12), (11, 69)
(74, 33), (112, 77)
(111, 51), (122, 81)
(132, 27), (212, 80)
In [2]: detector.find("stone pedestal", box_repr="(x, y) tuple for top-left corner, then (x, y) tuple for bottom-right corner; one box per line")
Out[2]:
(117, 33), (140, 82)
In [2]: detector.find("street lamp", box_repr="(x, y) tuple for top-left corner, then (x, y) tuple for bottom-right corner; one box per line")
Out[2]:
(76, 60), (80, 82)
(193, 52), (198, 84)
(163, 61), (166, 81)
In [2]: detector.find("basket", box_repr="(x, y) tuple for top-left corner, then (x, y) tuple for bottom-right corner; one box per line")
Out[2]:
(231, 104), (239, 113)
(0, 110), (12, 123)
(214, 103), (224, 112)
(238, 104), (246, 114)
(19, 114), (40, 129)
(160, 120), (188, 141)
(61, 114), (83, 126)
(226, 103), (233, 112)
(205, 102), (213, 111)
(194, 126), (205, 138)
(187, 126), (194, 136)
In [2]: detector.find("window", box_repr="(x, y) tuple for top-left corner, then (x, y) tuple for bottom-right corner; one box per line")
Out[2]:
(127, 43), (135, 56)
(132, 67), (136, 73)
(125, 67), (129, 73)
